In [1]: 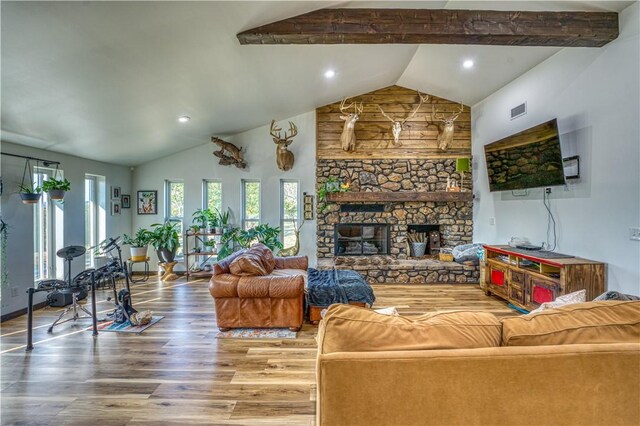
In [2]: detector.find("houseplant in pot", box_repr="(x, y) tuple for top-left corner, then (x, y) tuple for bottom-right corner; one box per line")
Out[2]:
(18, 184), (42, 204)
(209, 213), (221, 234)
(41, 177), (71, 200)
(149, 221), (180, 263)
(218, 208), (231, 233)
(192, 208), (214, 234)
(123, 228), (152, 261)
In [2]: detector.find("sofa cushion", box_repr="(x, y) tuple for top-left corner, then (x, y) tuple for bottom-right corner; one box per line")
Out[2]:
(502, 300), (640, 346)
(317, 304), (502, 355)
(229, 243), (276, 276)
(236, 275), (304, 299)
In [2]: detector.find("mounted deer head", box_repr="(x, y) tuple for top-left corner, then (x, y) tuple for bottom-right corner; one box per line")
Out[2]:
(339, 98), (364, 152)
(377, 92), (430, 146)
(270, 120), (297, 171)
(432, 103), (464, 151)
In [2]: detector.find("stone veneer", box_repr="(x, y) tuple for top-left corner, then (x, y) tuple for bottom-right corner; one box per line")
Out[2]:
(316, 159), (478, 284)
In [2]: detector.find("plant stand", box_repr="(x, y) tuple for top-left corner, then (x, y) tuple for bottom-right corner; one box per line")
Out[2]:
(127, 257), (150, 283)
(159, 261), (179, 281)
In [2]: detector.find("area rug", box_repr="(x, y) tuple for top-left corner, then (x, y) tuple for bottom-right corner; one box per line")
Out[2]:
(93, 316), (164, 333)
(215, 328), (297, 339)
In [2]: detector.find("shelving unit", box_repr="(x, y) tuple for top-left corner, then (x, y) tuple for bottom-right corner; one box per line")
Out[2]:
(482, 245), (605, 311)
(184, 232), (221, 281)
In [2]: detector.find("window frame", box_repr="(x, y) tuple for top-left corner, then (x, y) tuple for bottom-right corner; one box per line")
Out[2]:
(164, 180), (185, 255)
(33, 167), (64, 281)
(280, 179), (300, 245)
(202, 179), (222, 213)
(84, 174), (106, 268)
(241, 179), (261, 231)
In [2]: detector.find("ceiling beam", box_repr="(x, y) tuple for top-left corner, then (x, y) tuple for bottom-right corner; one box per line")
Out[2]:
(237, 9), (619, 47)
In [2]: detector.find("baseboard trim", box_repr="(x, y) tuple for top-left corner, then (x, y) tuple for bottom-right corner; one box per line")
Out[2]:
(1, 301), (48, 323)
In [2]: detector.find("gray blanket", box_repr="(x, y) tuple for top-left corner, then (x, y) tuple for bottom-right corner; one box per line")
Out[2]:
(306, 268), (375, 307)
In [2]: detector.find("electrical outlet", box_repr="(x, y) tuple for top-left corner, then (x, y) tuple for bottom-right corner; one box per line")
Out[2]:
(489, 217), (496, 226)
(10, 287), (18, 298)
(545, 187), (552, 194)
(630, 227), (640, 241)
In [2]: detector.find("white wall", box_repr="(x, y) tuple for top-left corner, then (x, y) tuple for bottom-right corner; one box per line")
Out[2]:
(132, 111), (317, 268)
(0, 141), (132, 315)
(472, 3), (640, 294)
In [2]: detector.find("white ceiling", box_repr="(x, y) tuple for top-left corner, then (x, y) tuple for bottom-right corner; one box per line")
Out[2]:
(1, 1), (634, 166)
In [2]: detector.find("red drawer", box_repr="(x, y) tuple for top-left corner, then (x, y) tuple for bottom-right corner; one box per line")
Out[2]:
(491, 270), (505, 286)
(532, 284), (554, 304)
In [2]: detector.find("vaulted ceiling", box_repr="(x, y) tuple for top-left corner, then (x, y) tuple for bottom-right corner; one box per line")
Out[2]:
(1, 1), (633, 166)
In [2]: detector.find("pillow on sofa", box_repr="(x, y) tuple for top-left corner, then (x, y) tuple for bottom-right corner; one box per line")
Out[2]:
(229, 243), (276, 276)
(317, 304), (502, 355)
(501, 300), (640, 346)
(528, 289), (586, 314)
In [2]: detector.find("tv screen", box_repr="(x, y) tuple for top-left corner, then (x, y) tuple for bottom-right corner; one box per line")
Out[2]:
(484, 119), (565, 192)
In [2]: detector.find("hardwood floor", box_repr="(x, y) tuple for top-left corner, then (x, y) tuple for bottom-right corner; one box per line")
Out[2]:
(0, 278), (515, 425)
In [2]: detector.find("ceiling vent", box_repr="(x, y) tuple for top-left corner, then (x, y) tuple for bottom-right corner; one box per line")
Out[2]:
(510, 102), (527, 120)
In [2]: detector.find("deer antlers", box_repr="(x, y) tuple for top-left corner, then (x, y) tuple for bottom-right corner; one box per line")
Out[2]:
(340, 98), (364, 116)
(376, 91), (430, 145)
(432, 103), (464, 124)
(270, 120), (298, 145)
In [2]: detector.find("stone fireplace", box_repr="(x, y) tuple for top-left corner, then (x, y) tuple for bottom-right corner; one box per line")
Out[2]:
(316, 159), (479, 284)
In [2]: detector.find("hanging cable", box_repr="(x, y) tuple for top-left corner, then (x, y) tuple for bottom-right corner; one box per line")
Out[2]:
(543, 190), (557, 251)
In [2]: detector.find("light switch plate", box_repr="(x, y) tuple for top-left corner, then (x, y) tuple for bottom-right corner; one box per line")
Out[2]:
(630, 227), (640, 241)
(489, 217), (496, 226)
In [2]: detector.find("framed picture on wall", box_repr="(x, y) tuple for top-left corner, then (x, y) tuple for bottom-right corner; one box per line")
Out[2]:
(303, 193), (314, 220)
(111, 201), (121, 216)
(137, 190), (157, 215)
(111, 186), (121, 199)
(121, 194), (131, 208)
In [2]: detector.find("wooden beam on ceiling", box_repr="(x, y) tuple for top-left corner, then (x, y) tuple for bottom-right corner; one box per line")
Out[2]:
(237, 9), (619, 47)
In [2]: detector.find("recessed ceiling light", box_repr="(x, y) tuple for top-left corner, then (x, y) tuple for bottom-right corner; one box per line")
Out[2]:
(463, 59), (474, 69)
(324, 69), (336, 79)
(177, 116), (191, 123)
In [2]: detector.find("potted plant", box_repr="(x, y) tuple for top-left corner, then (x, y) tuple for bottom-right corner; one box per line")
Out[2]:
(192, 208), (214, 234)
(203, 239), (217, 253)
(41, 177), (71, 200)
(209, 213), (222, 234)
(149, 221), (180, 263)
(123, 228), (152, 261)
(317, 176), (349, 213)
(218, 209), (231, 233)
(18, 184), (42, 204)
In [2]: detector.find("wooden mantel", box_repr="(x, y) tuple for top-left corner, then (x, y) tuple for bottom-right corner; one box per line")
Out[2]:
(326, 191), (473, 203)
(237, 9), (619, 47)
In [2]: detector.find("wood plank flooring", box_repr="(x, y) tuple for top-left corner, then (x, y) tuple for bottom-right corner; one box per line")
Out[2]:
(0, 278), (515, 425)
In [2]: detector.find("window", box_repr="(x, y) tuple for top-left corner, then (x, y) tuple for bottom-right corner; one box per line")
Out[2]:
(84, 175), (106, 267)
(203, 180), (222, 213)
(33, 168), (64, 281)
(242, 180), (260, 230)
(280, 180), (299, 248)
(165, 180), (184, 255)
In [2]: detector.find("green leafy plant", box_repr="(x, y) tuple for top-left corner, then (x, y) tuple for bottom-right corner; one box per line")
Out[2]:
(18, 184), (41, 194)
(217, 224), (284, 260)
(123, 228), (152, 248)
(192, 208), (215, 231)
(149, 221), (180, 251)
(41, 177), (71, 192)
(317, 176), (349, 213)
(218, 209), (231, 227)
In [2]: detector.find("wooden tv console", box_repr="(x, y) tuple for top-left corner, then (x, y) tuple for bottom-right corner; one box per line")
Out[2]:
(482, 245), (606, 312)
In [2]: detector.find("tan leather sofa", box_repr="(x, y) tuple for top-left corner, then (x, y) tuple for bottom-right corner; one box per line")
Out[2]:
(209, 245), (307, 331)
(316, 301), (640, 426)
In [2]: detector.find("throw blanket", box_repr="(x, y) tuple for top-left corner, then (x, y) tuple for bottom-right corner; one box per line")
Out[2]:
(306, 268), (375, 307)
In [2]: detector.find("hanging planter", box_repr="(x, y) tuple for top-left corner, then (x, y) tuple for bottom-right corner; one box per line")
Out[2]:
(18, 159), (42, 204)
(41, 163), (70, 201)
(42, 177), (71, 200)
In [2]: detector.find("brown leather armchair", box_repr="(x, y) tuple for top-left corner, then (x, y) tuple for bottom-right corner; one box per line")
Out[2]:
(209, 249), (308, 331)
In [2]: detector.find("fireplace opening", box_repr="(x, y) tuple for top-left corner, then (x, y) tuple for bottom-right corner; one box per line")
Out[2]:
(407, 224), (440, 257)
(334, 224), (389, 256)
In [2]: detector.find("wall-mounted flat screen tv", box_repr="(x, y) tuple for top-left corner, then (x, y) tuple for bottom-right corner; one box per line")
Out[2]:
(484, 119), (565, 192)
